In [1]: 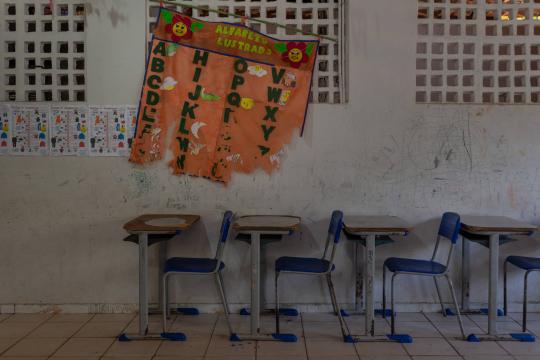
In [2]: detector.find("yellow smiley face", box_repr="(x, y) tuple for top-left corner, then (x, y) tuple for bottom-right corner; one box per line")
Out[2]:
(288, 48), (303, 63)
(240, 98), (255, 110)
(172, 22), (188, 37)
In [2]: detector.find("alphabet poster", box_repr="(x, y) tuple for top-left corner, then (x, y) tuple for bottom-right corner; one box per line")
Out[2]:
(11, 105), (49, 156)
(0, 104), (10, 154)
(89, 106), (129, 157)
(0, 105), (136, 156)
(130, 8), (318, 183)
(50, 106), (89, 156)
(126, 105), (138, 152)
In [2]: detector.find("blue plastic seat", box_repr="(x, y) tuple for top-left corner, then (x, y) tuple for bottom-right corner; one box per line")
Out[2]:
(384, 258), (446, 274)
(165, 257), (225, 273)
(161, 211), (236, 341)
(275, 257), (334, 273)
(274, 211), (351, 342)
(504, 255), (540, 334)
(506, 256), (540, 270)
(382, 212), (465, 340)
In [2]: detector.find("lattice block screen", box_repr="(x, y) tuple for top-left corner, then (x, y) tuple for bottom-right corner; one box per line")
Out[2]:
(416, 0), (540, 104)
(146, 0), (347, 104)
(0, 0), (86, 102)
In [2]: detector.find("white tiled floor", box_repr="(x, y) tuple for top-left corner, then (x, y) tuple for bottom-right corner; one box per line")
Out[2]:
(0, 312), (538, 359)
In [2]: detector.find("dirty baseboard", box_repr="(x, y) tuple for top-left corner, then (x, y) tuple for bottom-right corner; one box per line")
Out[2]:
(1, 302), (538, 314)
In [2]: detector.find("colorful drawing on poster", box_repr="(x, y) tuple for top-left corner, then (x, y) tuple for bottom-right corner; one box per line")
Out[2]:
(11, 105), (49, 156)
(126, 105), (138, 153)
(130, 8), (318, 184)
(112, 108), (128, 156)
(89, 106), (129, 156)
(50, 106), (89, 156)
(0, 104), (11, 155)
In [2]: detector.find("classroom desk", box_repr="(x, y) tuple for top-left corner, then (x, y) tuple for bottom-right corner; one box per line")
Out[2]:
(233, 215), (301, 341)
(120, 214), (200, 340)
(344, 216), (410, 340)
(460, 215), (537, 341)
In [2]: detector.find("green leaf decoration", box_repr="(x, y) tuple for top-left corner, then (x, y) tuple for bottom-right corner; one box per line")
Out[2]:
(191, 22), (204, 32)
(305, 43), (314, 56)
(202, 92), (221, 101)
(166, 44), (179, 56)
(162, 9), (173, 24)
(201, 88), (220, 101)
(274, 43), (288, 54)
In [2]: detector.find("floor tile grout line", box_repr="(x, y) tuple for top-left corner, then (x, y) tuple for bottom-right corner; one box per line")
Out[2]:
(423, 310), (465, 360)
(0, 314), (13, 324)
(0, 313), (54, 357)
(45, 313), (97, 359)
(342, 313), (364, 360)
(300, 313), (310, 360)
(465, 313), (519, 358)
(3, 313), (540, 359)
(151, 313), (175, 357)
(201, 313), (219, 358)
(95, 313), (136, 359)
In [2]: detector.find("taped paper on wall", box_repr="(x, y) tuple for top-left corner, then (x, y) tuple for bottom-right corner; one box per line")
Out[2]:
(89, 106), (129, 157)
(11, 105), (49, 156)
(50, 106), (89, 156)
(0, 104), (11, 155)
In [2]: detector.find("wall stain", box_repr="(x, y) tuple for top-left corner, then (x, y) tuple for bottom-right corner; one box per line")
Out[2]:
(507, 183), (517, 209)
(85, 3), (100, 17)
(433, 156), (440, 169)
(129, 171), (153, 197)
(108, 7), (127, 28)
(445, 148), (454, 161)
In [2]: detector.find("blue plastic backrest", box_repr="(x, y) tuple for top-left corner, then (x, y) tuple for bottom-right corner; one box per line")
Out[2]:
(219, 211), (233, 242)
(328, 210), (344, 243)
(438, 212), (461, 244)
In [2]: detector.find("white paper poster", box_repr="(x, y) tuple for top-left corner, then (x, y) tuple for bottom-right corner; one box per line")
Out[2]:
(11, 105), (49, 156)
(0, 104), (140, 157)
(89, 106), (129, 156)
(126, 105), (138, 155)
(0, 104), (11, 154)
(50, 106), (89, 156)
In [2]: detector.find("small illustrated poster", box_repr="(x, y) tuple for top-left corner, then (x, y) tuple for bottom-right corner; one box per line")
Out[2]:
(0, 104), (11, 154)
(126, 105), (138, 155)
(50, 106), (89, 156)
(11, 105), (49, 156)
(89, 106), (129, 156)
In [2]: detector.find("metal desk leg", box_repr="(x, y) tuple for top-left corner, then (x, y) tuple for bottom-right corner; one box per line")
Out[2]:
(461, 236), (471, 311)
(251, 232), (261, 335)
(139, 232), (149, 336)
(157, 241), (167, 313)
(488, 234), (499, 336)
(119, 232), (184, 341)
(354, 241), (361, 313)
(365, 235), (376, 336)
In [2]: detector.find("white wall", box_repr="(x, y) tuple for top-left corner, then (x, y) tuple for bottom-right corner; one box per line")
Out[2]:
(1, 0), (540, 313)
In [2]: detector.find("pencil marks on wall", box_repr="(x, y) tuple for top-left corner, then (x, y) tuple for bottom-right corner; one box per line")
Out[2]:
(362, 107), (536, 214)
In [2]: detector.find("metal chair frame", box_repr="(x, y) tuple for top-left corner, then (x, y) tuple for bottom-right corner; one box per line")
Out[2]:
(274, 211), (351, 340)
(161, 211), (235, 337)
(504, 259), (540, 333)
(382, 214), (466, 339)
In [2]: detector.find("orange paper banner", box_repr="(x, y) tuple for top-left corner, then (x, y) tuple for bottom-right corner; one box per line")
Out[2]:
(130, 8), (318, 183)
